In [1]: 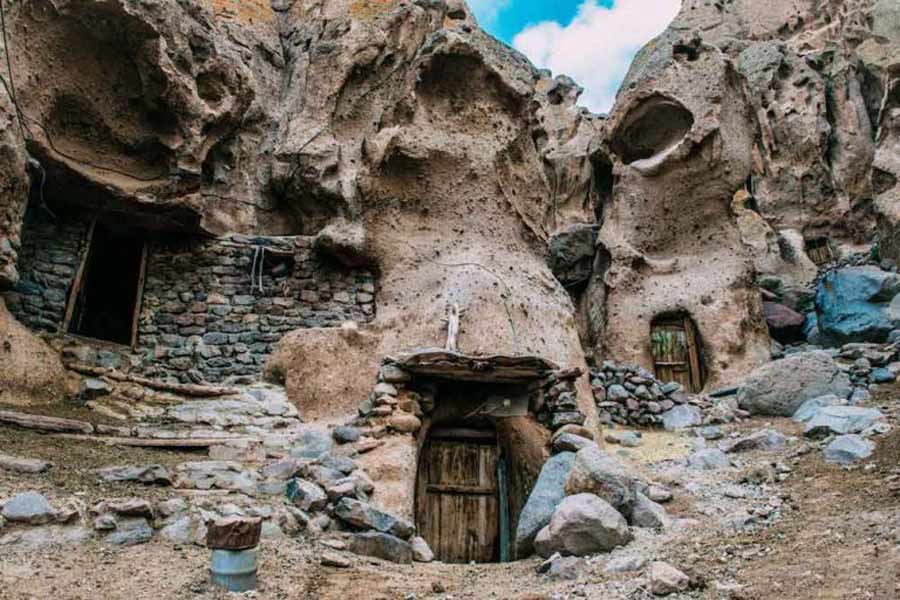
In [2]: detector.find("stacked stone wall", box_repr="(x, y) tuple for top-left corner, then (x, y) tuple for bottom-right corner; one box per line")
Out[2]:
(2, 212), (89, 331)
(136, 234), (376, 383)
(3, 213), (377, 384)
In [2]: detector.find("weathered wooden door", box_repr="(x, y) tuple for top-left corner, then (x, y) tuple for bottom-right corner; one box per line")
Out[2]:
(415, 429), (501, 563)
(806, 238), (833, 265)
(651, 316), (704, 392)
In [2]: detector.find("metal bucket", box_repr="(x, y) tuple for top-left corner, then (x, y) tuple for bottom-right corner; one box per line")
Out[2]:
(210, 547), (258, 592)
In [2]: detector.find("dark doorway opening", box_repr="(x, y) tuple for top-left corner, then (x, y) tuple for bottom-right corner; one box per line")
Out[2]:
(415, 425), (510, 564)
(66, 220), (147, 346)
(650, 313), (706, 393)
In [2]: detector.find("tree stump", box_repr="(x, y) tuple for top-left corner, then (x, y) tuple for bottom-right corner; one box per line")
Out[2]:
(206, 516), (263, 550)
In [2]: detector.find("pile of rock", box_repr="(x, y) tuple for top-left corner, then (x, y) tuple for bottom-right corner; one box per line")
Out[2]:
(354, 363), (429, 435)
(792, 395), (887, 465)
(590, 361), (708, 427)
(516, 437), (677, 560)
(536, 369), (588, 432)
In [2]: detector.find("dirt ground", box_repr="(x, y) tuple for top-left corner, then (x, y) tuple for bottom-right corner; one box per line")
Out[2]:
(2, 391), (900, 600)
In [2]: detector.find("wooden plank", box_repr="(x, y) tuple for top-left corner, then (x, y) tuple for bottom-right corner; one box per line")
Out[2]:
(0, 410), (94, 434)
(426, 484), (496, 495)
(61, 218), (97, 335)
(683, 317), (704, 392)
(54, 434), (253, 448)
(64, 362), (240, 397)
(428, 427), (497, 441)
(130, 241), (149, 349)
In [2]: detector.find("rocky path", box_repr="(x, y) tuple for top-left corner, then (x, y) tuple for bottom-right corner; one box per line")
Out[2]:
(1, 375), (899, 599)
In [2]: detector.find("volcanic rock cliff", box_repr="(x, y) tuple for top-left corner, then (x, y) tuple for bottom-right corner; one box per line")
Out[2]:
(0, 0), (897, 414)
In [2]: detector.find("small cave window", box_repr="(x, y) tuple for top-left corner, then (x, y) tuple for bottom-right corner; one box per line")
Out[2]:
(650, 313), (706, 393)
(610, 95), (695, 165)
(262, 251), (295, 278)
(65, 220), (147, 347)
(805, 237), (833, 266)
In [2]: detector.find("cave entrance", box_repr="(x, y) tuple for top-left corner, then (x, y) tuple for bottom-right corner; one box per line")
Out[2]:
(650, 313), (705, 392)
(415, 425), (509, 564)
(64, 219), (147, 347)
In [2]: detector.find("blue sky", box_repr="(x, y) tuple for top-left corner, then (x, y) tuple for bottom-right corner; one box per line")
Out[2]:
(468, 0), (681, 113)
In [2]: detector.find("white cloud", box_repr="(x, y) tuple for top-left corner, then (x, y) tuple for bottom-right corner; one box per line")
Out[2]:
(468, 0), (511, 27)
(512, 0), (681, 113)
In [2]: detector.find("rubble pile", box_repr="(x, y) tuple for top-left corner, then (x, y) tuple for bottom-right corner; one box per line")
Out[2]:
(590, 362), (710, 427)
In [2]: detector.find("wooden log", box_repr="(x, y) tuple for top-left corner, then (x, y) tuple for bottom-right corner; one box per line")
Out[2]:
(206, 516), (262, 550)
(0, 410), (94, 434)
(54, 434), (254, 449)
(64, 362), (240, 397)
(555, 367), (584, 381)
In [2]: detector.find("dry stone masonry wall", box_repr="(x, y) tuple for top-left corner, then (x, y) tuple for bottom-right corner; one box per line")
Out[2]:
(2, 212), (89, 332)
(2, 212), (377, 384)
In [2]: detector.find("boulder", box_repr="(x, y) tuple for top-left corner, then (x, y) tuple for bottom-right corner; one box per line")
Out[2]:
(604, 431), (643, 447)
(824, 435), (875, 464)
(718, 429), (789, 453)
(631, 492), (670, 530)
(0, 525), (92, 548)
(104, 517), (153, 547)
(1, 491), (55, 524)
(871, 367), (896, 383)
(686, 448), (730, 470)
(514, 451), (576, 558)
(334, 498), (415, 539)
(95, 465), (172, 485)
(388, 413), (422, 433)
(174, 461), (258, 495)
(648, 561), (690, 596)
(816, 267), (900, 344)
(738, 351), (852, 416)
(320, 551), (352, 568)
(286, 479), (328, 512)
(348, 531), (413, 564)
(763, 302), (806, 343)
(332, 426), (361, 444)
(552, 433), (596, 453)
(548, 224), (599, 286)
(605, 555), (646, 573)
(804, 406), (885, 438)
(410, 536), (434, 562)
(792, 395), (847, 423)
(160, 515), (204, 546)
(534, 494), (632, 558)
(660, 405), (702, 430)
(538, 554), (586, 580)
(289, 429), (334, 460)
(0, 454), (52, 474)
(565, 446), (639, 516)
(314, 220), (373, 268)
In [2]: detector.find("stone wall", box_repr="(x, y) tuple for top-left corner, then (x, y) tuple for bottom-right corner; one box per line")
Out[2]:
(2, 211), (89, 332)
(3, 212), (377, 384)
(136, 234), (376, 383)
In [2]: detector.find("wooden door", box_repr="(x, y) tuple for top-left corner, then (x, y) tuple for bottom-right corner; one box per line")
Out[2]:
(415, 430), (501, 563)
(651, 316), (704, 392)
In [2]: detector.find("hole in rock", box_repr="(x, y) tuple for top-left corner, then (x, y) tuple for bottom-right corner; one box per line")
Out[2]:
(67, 220), (146, 346)
(611, 95), (694, 165)
(650, 312), (706, 393)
